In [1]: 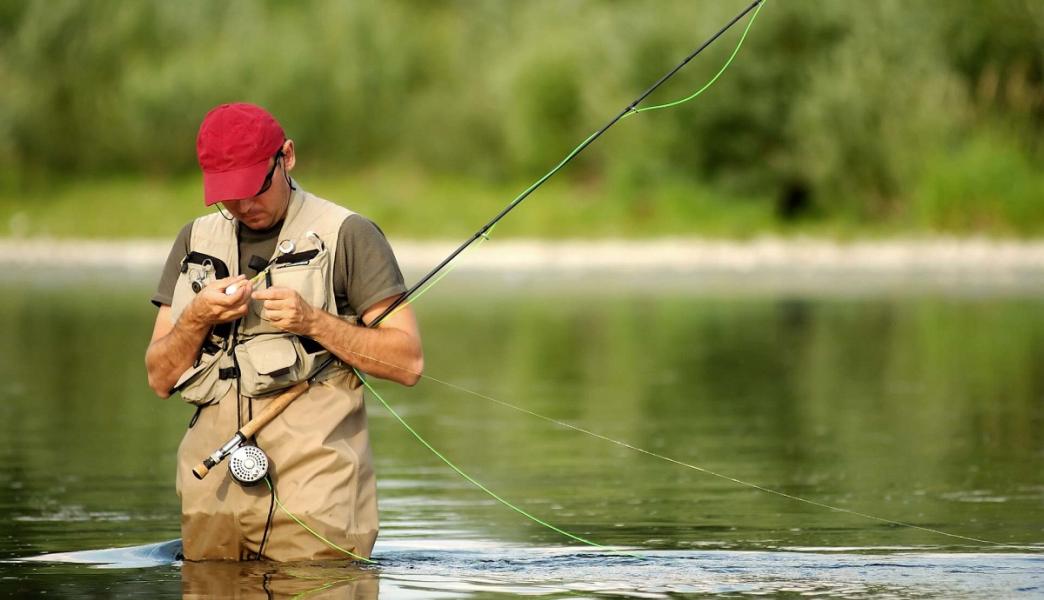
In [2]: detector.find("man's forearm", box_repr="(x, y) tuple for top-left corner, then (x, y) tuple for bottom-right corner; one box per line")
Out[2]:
(308, 311), (423, 386)
(145, 313), (210, 398)
(145, 276), (252, 398)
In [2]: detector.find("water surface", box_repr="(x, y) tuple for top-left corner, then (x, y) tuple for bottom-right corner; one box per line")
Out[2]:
(0, 266), (1040, 597)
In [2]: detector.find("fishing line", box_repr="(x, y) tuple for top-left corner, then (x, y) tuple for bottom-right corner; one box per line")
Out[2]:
(290, 579), (355, 600)
(357, 371), (646, 560)
(347, 349), (1006, 548)
(264, 478), (377, 563)
(279, 0), (766, 555)
(369, 0), (765, 325)
(623, 0), (763, 119)
(270, 0), (1003, 552)
(380, 225), (497, 323)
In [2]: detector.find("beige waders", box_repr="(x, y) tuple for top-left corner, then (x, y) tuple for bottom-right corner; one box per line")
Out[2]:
(176, 370), (379, 561)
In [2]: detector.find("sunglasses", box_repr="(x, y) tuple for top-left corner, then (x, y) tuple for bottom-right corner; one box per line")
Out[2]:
(256, 149), (285, 195)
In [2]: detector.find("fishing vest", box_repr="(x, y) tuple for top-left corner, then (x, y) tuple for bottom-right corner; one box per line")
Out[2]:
(171, 187), (381, 561)
(169, 187), (353, 404)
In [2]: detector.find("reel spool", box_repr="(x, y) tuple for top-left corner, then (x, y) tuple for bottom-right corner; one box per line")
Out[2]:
(228, 444), (269, 486)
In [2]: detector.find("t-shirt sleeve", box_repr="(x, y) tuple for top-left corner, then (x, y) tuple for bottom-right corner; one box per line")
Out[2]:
(151, 222), (193, 307)
(334, 215), (407, 317)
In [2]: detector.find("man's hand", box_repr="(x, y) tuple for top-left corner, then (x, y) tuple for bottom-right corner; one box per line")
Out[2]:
(186, 275), (252, 327)
(254, 286), (319, 336)
(146, 275), (250, 398)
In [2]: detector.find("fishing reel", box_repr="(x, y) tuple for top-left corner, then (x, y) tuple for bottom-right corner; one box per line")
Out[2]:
(192, 382), (306, 483)
(227, 444), (270, 486)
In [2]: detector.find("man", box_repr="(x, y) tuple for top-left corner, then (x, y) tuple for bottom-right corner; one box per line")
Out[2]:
(145, 102), (423, 561)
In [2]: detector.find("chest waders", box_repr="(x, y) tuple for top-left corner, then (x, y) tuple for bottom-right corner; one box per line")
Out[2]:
(169, 188), (380, 562)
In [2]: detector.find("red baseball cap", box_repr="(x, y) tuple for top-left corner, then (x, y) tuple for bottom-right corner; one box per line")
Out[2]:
(196, 103), (286, 206)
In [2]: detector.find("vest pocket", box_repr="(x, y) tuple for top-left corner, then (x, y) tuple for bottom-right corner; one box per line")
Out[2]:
(242, 248), (330, 337)
(271, 262), (326, 308)
(172, 349), (234, 406)
(235, 334), (326, 397)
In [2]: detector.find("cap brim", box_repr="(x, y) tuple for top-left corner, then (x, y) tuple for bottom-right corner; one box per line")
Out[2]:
(202, 159), (272, 206)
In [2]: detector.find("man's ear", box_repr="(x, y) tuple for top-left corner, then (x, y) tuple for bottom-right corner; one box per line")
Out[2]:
(282, 139), (296, 171)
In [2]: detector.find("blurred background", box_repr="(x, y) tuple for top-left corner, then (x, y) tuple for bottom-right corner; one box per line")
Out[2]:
(0, 0), (1042, 240)
(1, 3), (1043, 596)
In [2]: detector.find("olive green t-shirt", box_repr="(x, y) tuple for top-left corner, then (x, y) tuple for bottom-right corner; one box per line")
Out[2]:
(151, 213), (407, 318)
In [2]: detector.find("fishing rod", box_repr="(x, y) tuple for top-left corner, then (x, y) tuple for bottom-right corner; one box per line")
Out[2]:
(368, 0), (766, 327)
(192, 0), (767, 557)
(286, 0), (766, 397)
(188, 0), (1014, 553)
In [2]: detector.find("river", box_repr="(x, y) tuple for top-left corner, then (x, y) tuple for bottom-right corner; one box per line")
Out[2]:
(0, 266), (1040, 598)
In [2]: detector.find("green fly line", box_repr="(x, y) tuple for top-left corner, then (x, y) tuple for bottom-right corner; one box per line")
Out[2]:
(347, 347), (1006, 548)
(624, 0), (763, 119)
(291, 0), (1009, 552)
(358, 371), (647, 559)
(265, 478), (377, 563)
(408, 372), (1006, 547)
(381, 224), (497, 322)
(282, 2), (767, 557)
(384, 1), (763, 318)
(360, 0), (767, 554)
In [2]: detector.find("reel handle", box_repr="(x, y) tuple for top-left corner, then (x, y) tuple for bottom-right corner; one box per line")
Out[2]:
(191, 381), (309, 480)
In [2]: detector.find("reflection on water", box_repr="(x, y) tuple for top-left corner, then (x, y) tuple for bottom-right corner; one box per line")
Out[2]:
(0, 267), (1041, 597)
(12, 539), (1044, 598)
(181, 560), (379, 599)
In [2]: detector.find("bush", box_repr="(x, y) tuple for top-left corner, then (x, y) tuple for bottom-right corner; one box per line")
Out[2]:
(0, 0), (1041, 233)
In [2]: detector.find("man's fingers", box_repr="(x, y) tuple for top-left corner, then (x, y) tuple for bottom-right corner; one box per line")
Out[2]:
(262, 297), (294, 312)
(262, 308), (290, 325)
(212, 274), (247, 289)
(211, 289), (247, 307)
(230, 282), (252, 304)
(263, 304), (296, 319)
(202, 276), (248, 303)
(253, 286), (292, 301)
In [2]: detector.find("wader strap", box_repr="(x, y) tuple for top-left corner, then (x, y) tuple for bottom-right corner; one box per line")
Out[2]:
(219, 367), (240, 380)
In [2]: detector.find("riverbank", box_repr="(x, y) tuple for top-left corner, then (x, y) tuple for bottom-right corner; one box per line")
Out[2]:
(4, 236), (1044, 277)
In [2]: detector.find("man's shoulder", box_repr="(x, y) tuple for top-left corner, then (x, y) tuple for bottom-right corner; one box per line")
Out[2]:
(299, 188), (355, 217)
(171, 211), (238, 250)
(172, 220), (194, 248)
(338, 212), (392, 243)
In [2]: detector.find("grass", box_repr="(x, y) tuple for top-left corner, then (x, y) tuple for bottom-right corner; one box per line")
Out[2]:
(911, 131), (1044, 236)
(2, 148), (1044, 240)
(0, 165), (781, 240)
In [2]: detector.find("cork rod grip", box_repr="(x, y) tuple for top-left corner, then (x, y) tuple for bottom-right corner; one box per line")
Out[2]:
(190, 382), (309, 480)
(191, 461), (211, 480)
(239, 381), (309, 439)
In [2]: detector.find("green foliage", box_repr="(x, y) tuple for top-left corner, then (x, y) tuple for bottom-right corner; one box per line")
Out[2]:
(0, 0), (1041, 235)
(913, 129), (1044, 234)
(0, 168), (776, 239)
